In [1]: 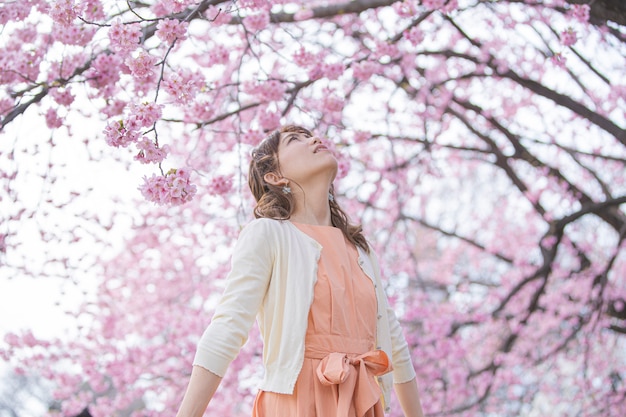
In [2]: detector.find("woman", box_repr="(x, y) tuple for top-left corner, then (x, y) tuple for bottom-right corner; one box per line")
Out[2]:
(176, 125), (424, 417)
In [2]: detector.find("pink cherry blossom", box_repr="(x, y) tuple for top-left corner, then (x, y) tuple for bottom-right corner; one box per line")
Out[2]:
(207, 45), (231, 65)
(352, 131), (370, 144)
(186, 100), (214, 122)
(45, 52), (88, 82)
(323, 94), (344, 113)
(238, 0), (271, 8)
(44, 108), (64, 129)
(52, 23), (96, 46)
(320, 62), (345, 80)
(154, 0), (195, 14)
(205, 5), (232, 25)
(103, 119), (140, 148)
(128, 102), (163, 128)
(162, 70), (202, 105)
(258, 110), (280, 131)
(569, 4), (590, 23)
(393, 1), (418, 18)
(14, 26), (38, 43)
(50, 87), (75, 106)
(139, 168), (197, 205)
(404, 26), (425, 46)
(156, 18), (189, 44)
(125, 50), (159, 80)
(81, 0), (105, 20)
(134, 137), (169, 164)
(0, 1), (33, 25)
(245, 79), (285, 101)
(241, 129), (264, 145)
(422, 0), (446, 11)
(441, 0), (459, 13)
(352, 60), (380, 81)
(243, 11), (269, 32)
(551, 52), (567, 67)
(85, 53), (123, 91)
(560, 28), (577, 47)
(293, 47), (318, 67)
(335, 155), (350, 180)
(101, 99), (127, 118)
(108, 19), (141, 56)
(207, 175), (233, 195)
(49, 0), (80, 27)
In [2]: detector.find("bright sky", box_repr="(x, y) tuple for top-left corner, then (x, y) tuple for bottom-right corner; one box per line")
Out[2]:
(0, 105), (144, 341)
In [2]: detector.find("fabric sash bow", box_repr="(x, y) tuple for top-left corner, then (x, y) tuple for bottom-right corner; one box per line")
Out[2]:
(314, 349), (392, 417)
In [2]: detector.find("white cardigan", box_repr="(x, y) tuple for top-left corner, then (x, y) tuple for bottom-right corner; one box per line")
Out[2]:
(193, 218), (416, 411)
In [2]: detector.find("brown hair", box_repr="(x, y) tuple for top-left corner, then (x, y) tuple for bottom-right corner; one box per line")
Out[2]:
(248, 125), (369, 252)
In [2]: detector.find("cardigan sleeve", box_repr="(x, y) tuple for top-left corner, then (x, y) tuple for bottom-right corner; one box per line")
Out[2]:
(370, 249), (417, 384)
(385, 297), (417, 383)
(193, 219), (274, 377)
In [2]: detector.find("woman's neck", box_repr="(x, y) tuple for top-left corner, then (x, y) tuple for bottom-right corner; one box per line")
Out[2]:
(290, 182), (333, 226)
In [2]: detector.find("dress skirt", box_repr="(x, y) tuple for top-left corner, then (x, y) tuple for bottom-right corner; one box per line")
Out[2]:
(252, 223), (392, 417)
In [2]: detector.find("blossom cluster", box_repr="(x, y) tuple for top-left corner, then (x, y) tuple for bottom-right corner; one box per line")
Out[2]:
(45, 108), (64, 129)
(207, 175), (233, 196)
(49, 0), (80, 27)
(139, 168), (197, 205)
(104, 119), (140, 147)
(0, 1), (33, 25)
(207, 45), (231, 65)
(156, 18), (189, 44)
(315, 62), (345, 81)
(0, 35), (43, 85)
(134, 137), (169, 164)
(569, 4), (590, 23)
(85, 53), (123, 94)
(125, 51), (159, 80)
(204, 5), (231, 25)
(352, 60), (380, 81)
(52, 24), (96, 46)
(292, 47), (317, 67)
(551, 52), (566, 68)
(108, 19), (142, 56)
(104, 102), (165, 166)
(153, 0), (196, 14)
(422, 0), (447, 11)
(243, 12), (269, 32)
(244, 80), (286, 102)
(50, 87), (75, 106)
(560, 28), (577, 47)
(258, 111), (280, 131)
(404, 26), (425, 46)
(162, 71), (202, 105)
(393, 1), (418, 18)
(128, 102), (163, 127)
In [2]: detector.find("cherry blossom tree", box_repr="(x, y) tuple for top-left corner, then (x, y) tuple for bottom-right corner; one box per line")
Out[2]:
(1, 0), (625, 416)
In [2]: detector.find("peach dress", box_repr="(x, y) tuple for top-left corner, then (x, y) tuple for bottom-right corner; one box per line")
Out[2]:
(252, 223), (392, 417)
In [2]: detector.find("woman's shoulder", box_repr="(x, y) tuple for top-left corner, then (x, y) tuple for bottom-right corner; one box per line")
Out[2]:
(240, 217), (292, 238)
(244, 217), (287, 229)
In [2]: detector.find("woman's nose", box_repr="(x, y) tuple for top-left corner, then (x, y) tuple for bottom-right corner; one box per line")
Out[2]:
(310, 136), (321, 144)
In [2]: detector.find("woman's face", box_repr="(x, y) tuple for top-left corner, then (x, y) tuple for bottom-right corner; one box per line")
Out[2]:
(275, 129), (338, 186)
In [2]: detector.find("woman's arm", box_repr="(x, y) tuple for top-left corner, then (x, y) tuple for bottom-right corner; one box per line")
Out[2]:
(178, 220), (275, 415)
(395, 377), (424, 417)
(175, 366), (223, 417)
